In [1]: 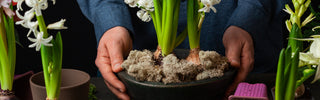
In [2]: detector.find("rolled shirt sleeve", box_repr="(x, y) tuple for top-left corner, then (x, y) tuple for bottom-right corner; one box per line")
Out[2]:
(77, 0), (134, 43)
(226, 0), (271, 41)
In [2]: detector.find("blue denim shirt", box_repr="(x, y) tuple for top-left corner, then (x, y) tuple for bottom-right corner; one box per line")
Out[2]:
(77, 0), (289, 73)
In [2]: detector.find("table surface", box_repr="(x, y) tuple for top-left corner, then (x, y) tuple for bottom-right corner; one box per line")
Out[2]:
(90, 73), (320, 100)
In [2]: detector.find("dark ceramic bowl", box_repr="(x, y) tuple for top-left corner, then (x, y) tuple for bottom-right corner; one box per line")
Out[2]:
(118, 49), (236, 100)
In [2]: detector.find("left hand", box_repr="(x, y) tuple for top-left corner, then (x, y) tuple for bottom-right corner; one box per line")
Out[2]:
(223, 25), (254, 98)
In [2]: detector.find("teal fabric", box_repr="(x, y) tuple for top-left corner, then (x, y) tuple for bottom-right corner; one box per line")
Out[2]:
(77, 0), (289, 74)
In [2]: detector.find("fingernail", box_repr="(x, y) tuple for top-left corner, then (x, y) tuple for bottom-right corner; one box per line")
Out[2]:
(114, 64), (121, 69)
(231, 60), (238, 63)
(119, 89), (124, 93)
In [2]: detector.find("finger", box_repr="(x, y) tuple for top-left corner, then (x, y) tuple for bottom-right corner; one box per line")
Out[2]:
(107, 40), (125, 72)
(224, 40), (241, 68)
(225, 81), (238, 97)
(225, 63), (251, 97)
(241, 39), (254, 72)
(225, 40), (254, 97)
(98, 63), (126, 93)
(96, 46), (126, 93)
(105, 81), (130, 100)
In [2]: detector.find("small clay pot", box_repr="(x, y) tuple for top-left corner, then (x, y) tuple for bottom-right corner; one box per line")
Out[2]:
(295, 83), (305, 98)
(0, 90), (19, 100)
(271, 84), (306, 99)
(29, 69), (90, 100)
(0, 95), (19, 100)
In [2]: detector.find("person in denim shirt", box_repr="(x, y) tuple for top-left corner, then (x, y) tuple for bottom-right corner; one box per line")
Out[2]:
(77, 0), (288, 99)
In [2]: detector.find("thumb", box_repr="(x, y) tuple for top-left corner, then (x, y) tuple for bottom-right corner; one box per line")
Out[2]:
(108, 41), (124, 73)
(224, 42), (241, 68)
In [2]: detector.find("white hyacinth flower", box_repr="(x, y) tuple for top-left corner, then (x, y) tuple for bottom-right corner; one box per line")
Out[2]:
(0, 0), (15, 20)
(51, 0), (55, 5)
(28, 32), (53, 51)
(199, 0), (221, 13)
(26, 21), (39, 36)
(15, 9), (39, 36)
(25, 0), (48, 16)
(124, 0), (138, 8)
(137, 0), (154, 11)
(13, 0), (24, 10)
(298, 35), (320, 66)
(296, 35), (320, 83)
(137, 9), (151, 22)
(1, 0), (11, 8)
(313, 26), (320, 31)
(47, 19), (68, 30)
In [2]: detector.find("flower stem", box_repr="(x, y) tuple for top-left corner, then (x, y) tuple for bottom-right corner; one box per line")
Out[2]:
(275, 49), (285, 100)
(37, 15), (62, 99)
(285, 48), (299, 100)
(162, 0), (174, 56)
(288, 24), (302, 54)
(0, 21), (11, 90)
(161, 0), (179, 56)
(0, 9), (7, 51)
(37, 16), (48, 37)
(151, 0), (182, 57)
(187, 0), (200, 49)
(153, 0), (162, 45)
(37, 15), (63, 99)
(6, 5), (16, 85)
(37, 15), (52, 98)
(0, 8), (14, 91)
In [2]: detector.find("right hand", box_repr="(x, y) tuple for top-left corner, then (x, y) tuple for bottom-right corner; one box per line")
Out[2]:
(95, 26), (132, 100)
(223, 26), (254, 98)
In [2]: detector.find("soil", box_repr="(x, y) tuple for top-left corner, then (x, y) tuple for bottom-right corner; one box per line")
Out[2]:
(121, 50), (229, 84)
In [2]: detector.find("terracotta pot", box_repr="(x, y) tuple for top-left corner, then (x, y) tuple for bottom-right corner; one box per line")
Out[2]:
(118, 49), (236, 100)
(271, 84), (311, 99)
(0, 71), (33, 100)
(13, 71), (33, 100)
(29, 69), (90, 100)
(0, 90), (19, 100)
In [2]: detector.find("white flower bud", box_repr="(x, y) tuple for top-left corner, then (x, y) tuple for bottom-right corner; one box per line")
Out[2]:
(137, 0), (154, 11)
(199, 0), (221, 13)
(124, 0), (138, 8)
(28, 32), (53, 51)
(47, 19), (68, 30)
(137, 9), (151, 22)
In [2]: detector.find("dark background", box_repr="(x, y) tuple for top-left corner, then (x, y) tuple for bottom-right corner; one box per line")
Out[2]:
(14, 0), (98, 76)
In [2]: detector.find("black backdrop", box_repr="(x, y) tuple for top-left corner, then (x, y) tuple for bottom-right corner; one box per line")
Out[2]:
(14, 0), (98, 76)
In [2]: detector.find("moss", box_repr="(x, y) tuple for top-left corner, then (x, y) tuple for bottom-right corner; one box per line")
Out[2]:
(122, 50), (162, 82)
(196, 69), (224, 80)
(199, 50), (228, 70)
(122, 50), (228, 83)
(162, 54), (199, 83)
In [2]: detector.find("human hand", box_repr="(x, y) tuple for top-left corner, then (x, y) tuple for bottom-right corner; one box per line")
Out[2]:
(95, 26), (132, 100)
(223, 26), (254, 98)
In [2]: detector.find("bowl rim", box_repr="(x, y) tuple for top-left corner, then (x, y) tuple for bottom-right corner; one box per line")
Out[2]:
(117, 68), (236, 88)
(29, 68), (91, 90)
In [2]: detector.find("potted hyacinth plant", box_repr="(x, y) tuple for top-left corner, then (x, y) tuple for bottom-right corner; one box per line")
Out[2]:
(275, 0), (317, 99)
(0, 0), (18, 99)
(118, 0), (234, 99)
(14, 0), (91, 100)
(12, 0), (65, 99)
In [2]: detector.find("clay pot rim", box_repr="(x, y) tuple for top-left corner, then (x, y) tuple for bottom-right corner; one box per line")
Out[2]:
(118, 68), (236, 88)
(29, 69), (90, 90)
